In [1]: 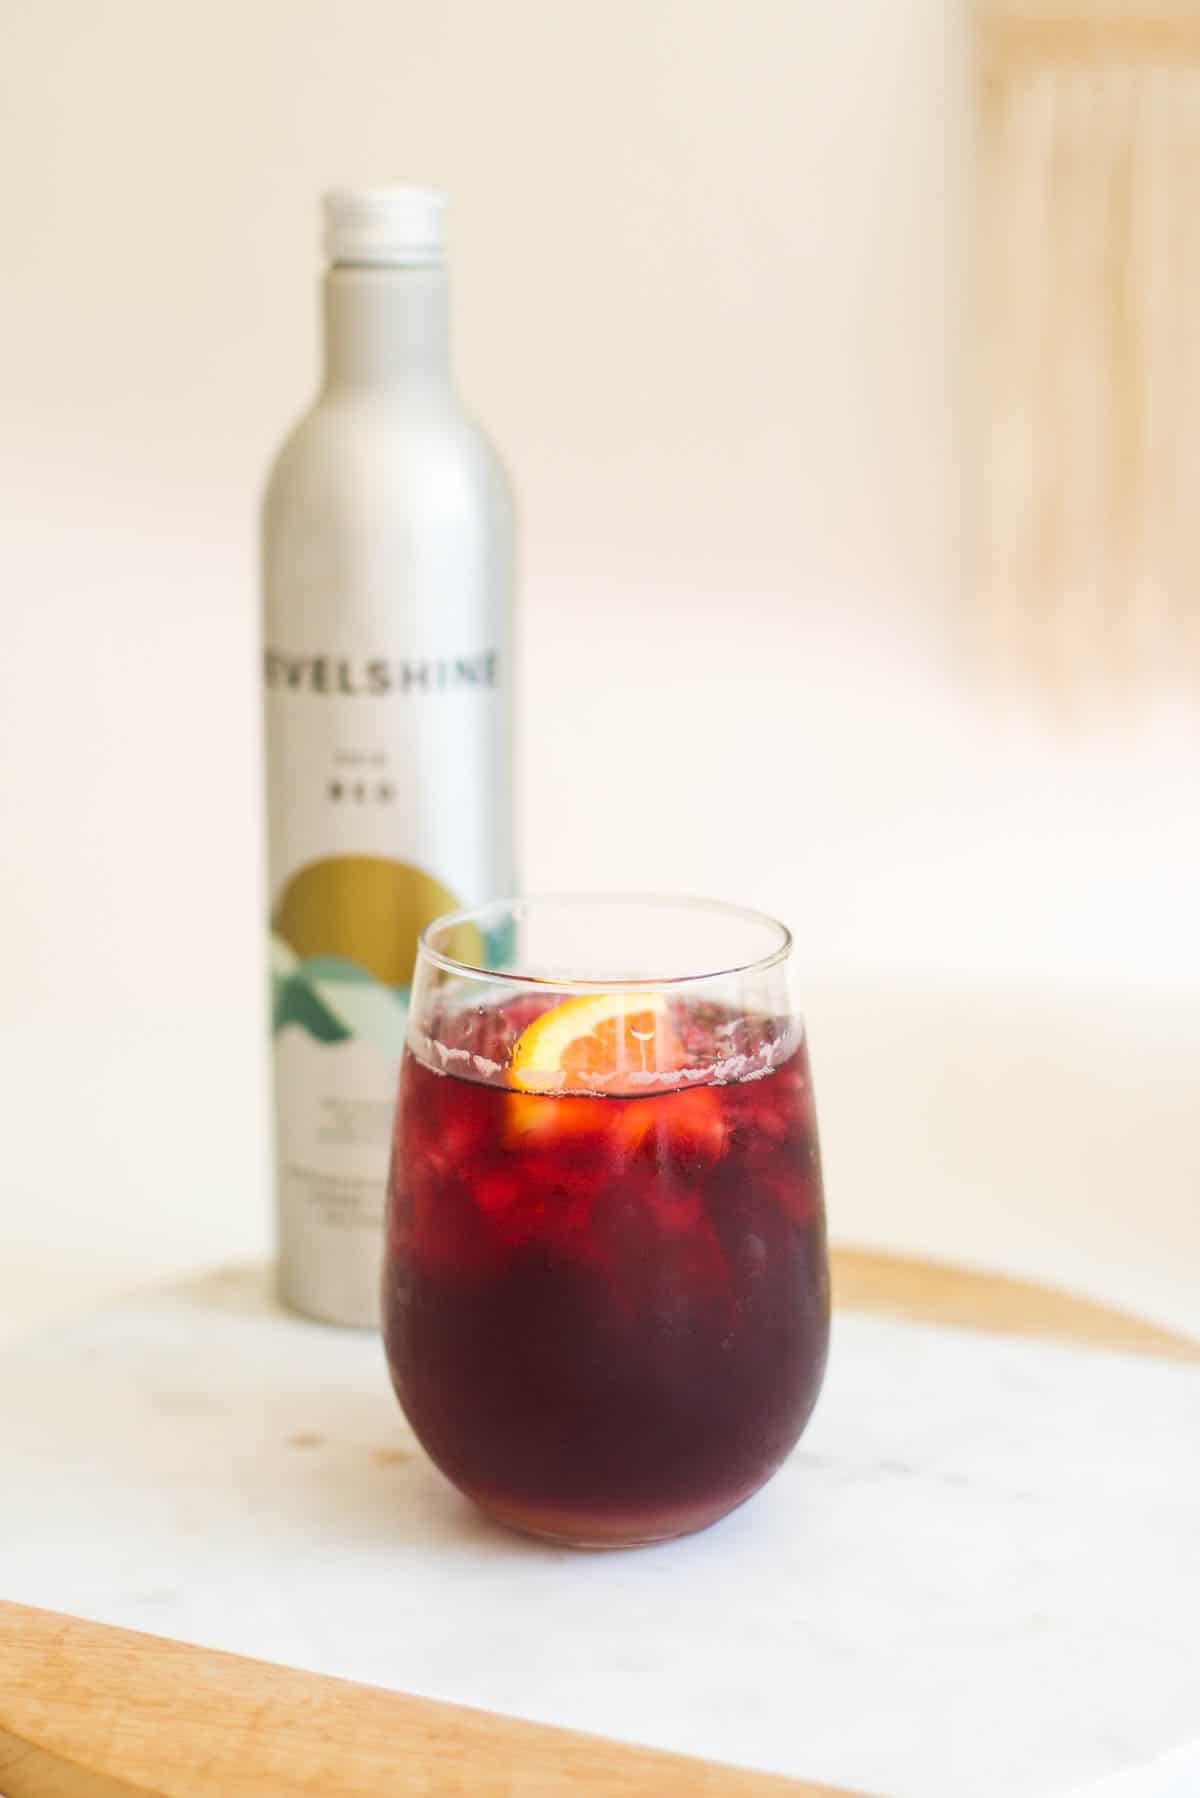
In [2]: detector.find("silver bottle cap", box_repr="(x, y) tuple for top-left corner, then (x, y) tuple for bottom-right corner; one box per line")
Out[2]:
(322, 187), (447, 267)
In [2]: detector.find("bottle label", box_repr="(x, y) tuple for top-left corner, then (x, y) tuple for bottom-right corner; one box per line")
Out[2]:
(264, 636), (509, 1325)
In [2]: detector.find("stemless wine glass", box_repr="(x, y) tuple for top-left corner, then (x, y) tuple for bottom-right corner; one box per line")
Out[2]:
(382, 895), (829, 1547)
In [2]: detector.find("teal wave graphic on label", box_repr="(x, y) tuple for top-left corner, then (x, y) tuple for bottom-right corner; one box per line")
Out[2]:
(482, 914), (517, 973)
(271, 935), (409, 1057)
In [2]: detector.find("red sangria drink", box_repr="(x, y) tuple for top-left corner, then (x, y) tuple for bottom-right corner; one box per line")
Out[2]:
(383, 898), (829, 1547)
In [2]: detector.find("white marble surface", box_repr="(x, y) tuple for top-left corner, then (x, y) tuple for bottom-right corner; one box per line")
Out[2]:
(1060, 1745), (1200, 1797)
(2, 1264), (1198, 1798)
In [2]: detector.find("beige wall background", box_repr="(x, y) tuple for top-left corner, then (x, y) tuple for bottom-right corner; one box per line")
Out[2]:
(2, 1), (1198, 1322)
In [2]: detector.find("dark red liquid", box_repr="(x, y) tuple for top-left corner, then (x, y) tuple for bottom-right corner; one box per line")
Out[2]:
(383, 1001), (829, 1544)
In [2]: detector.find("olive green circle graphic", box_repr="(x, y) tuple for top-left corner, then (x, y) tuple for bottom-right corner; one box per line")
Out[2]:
(272, 856), (479, 988)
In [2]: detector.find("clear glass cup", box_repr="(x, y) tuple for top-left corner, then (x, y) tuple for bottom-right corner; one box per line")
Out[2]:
(382, 895), (830, 1547)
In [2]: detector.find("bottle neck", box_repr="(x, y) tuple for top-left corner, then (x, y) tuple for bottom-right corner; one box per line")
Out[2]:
(320, 264), (452, 397)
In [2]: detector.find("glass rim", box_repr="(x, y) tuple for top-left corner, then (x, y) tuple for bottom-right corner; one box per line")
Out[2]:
(417, 892), (794, 991)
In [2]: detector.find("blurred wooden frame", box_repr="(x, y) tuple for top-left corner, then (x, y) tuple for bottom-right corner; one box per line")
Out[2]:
(982, 7), (1200, 68)
(974, 0), (1200, 700)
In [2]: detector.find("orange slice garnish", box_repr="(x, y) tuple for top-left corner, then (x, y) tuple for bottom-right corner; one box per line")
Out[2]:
(509, 991), (671, 1095)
